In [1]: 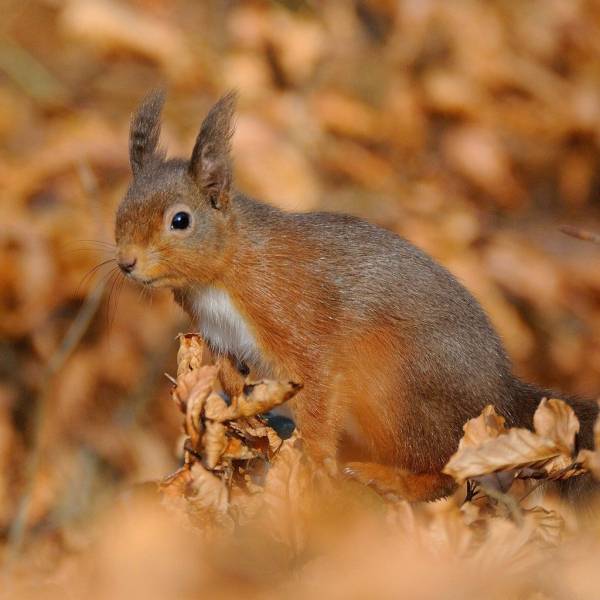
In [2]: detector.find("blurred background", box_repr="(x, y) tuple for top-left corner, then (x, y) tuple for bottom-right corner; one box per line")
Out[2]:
(2, 0), (600, 580)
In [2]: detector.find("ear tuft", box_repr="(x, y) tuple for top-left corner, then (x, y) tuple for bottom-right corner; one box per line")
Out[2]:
(129, 89), (166, 177)
(189, 90), (237, 210)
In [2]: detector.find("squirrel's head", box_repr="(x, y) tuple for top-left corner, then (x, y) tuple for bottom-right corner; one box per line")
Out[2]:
(115, 90), (236, 289)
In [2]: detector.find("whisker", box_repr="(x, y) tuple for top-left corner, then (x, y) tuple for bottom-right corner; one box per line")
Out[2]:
(60, 239), (116, 256)
(110, 273), (127, 332)
(104, 269), (121, 332)
(74, 239), (116, 249)
(76, 259), (116, 295)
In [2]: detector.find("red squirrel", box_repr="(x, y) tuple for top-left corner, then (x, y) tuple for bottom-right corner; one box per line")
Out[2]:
(115, 91), (598, 502)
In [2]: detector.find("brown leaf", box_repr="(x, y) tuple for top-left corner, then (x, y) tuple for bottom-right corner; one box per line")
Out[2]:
(187, 463), (229, 514)
(203, 391), (235, 422)
(202, 421), (228, 470)
(210, 380), (302, 422)
(262, 435), (310, 552)
(181, 366), (218, 446)
(184, 463), (234, 534)
(444, 425), (563, 484)
(576, 400), (600, 479)
(159, 466), (193, 500)
(444, 399), (583, 484)
(176, 334), (206, 378)
(222, 436), (261, 462)
(235, 418), (284, 455)
(533, 398), (579, 456)
(60, 0), (196, 82)
(524, 507), (564, 547)
(458, 404), (506, 451)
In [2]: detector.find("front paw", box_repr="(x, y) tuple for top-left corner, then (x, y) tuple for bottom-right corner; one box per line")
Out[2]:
(343, 462), (378, 487)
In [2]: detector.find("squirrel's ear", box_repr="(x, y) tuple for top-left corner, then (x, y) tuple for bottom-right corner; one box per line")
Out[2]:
(189, 91), (236, 210)
(129, 89), (165, 177)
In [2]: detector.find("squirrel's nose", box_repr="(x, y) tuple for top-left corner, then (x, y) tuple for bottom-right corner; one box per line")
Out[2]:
(118, 256), (137, 274)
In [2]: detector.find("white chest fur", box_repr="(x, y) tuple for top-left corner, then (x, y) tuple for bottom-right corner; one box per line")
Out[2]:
(192, 287), (261, 367)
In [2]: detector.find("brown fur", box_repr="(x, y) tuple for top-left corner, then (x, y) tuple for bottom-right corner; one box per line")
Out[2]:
(115, 91), (599, 503)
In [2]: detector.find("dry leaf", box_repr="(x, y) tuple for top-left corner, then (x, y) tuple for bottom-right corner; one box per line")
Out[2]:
(533, 398), (579, 456)
(202, 421), (228, 470)
(159, 466), (193, 499)
(187, 463), (229, 513)
(576, 400), (600, 479)
(182, 366), (218, 445)
(444, 400), (582, 484)
(235, 418), (285, 454)
(222, 436), (261, 462)
(444, 426), (558, 484)
(210, 380), (302, 422)
(60, 0), (196, 81)
(203, 391), (232, 422)
(262, 436), (310, 551)
(176, 334), (206, 378)
(458, 404), (506, 450)
(525, 507), (564, 547)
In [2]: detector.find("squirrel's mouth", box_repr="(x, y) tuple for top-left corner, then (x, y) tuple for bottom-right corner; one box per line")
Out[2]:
(126, 273), (169, 288)
(139, 276), (168, 287)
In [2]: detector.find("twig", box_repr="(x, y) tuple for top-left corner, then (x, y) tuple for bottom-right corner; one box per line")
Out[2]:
(560, 225), (600, 245)
(0, 34), (67, 105)
(164, 372), (178, 385)
(3, 161), (106, 569)
(5, 279), (106, 563)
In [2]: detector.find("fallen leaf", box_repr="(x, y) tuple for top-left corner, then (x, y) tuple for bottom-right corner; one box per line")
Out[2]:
(444, 426), (556, 483)
(209, 380), (302, 422)
(576, 400), (600, 479)
(458, 404), (506, 451)
(202, 421), (228, 470)
(176, 334), (206, 378)
(60, 0), (196, 81)
(533, 398), (579, 456)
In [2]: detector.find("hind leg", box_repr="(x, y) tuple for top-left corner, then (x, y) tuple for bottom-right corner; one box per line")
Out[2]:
(343, 461), (456, 502)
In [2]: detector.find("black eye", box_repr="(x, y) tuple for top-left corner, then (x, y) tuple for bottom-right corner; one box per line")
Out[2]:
(171, 211), (190, 230)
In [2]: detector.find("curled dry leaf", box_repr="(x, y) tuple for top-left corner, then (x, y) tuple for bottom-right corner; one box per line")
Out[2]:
(222, 436), (261, 462)
(185, 463), (234, 534)
(181, 366), (218, 445)
(444, 399), (580, 485)
(160, 333), (304, 541)
(533, 398), (579, 456)
(233, 419), (285, 454)
(176, 334), (206, 378)
(159, 465), (193, 500)
(203, 391), (231, 422)
(207, 380), (303, 422)
(576, 403), (600, 479)
(202, 421), (228, 470)
(187, 463), (229, 515)
(458, 404), (506, 450)
(444, 430), (550, 484)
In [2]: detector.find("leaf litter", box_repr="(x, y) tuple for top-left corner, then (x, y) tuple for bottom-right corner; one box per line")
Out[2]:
(5, 1), (600, 596)
(152, 333), (600, 584)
